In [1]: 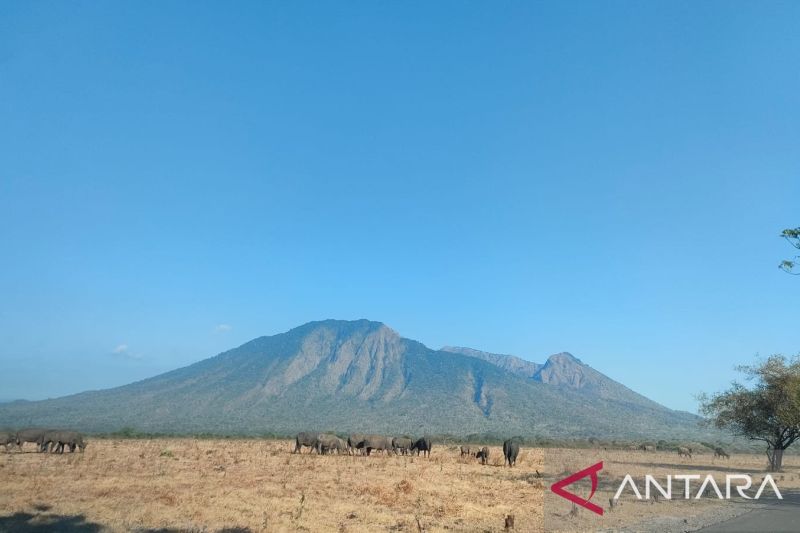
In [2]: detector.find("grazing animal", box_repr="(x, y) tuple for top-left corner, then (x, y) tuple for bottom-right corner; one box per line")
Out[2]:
(15, 428), (51, 452)
(392, 436), (413, 455)
(42, 431), (86, 453)
(39, 431), (59, 453)
(363, 435), (392, 456)
(314, 434), (345, 455)
(59, 431), (86, 453)
(0, 431), (16, 451)
(348, 434), (366, 455)
(410, 437), (432, 458)
(460, 445), (473, 457)
(476, 446), (490, 465)
(677, 446), (692, 459)
(503, 439), (520, 467)
(294, 432), (319, 454)
(714, 447), (730, 459)
(639, 444), (655, 452)
(335, 437), (348, 454)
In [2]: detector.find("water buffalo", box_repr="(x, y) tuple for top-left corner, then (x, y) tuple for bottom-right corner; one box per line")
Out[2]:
(714, 447), (730, 459)
(677, 446), (692, 459)
(0, 431), (16, 451)
(15, 428), (51, 452)
(59, 431), (86, 453)
(460, 445), (474, 457)
(39, 431), (59, 453)
(411, 437), (432, 457)
(363, 435), (392, 456)
(42, 431), (86, 453)
(314, 434), (346, 455)
(336, 436), (348, 454)
(294, 432), (319, 454)
(476, 446), (490, 465)
(348, 434), (366, 455)
(392, 436), (413, 455)
(503, 439), (520, 467)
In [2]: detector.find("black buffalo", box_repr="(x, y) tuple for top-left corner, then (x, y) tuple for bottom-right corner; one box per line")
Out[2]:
(503, 439), (520, 467)
(476, 446), (490, 465)
(411, 437), (432, 457)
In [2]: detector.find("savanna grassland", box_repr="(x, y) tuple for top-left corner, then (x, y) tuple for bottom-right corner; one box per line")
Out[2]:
(1, 439), (797, 532)
(0, 439), (543, 532)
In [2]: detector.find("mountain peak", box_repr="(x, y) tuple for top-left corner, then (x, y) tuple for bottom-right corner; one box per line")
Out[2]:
(290, 318), (389, 334)
(545, 352), (582, 364)
(260, 318), (405, 400)
(535, 352), (592, 388)
(283, 319), (401, 345)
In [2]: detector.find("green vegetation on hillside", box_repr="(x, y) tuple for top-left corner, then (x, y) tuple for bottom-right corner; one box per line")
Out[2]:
(0, 319), (719, 441)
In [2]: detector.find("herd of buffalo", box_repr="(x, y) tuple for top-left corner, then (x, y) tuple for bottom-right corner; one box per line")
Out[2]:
(1, 427), (523, 465)
(0, 428), (523, 465)
(1, 428), (731, 466)
(0, 428), (87, 454)
(293, 432), (522, 466)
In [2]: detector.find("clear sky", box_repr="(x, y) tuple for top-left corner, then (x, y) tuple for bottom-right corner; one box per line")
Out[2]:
(1, 1), (797, 412)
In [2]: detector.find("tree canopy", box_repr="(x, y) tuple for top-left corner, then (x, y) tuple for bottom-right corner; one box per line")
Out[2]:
(780, 227), (800, 275)
(699, 355), (800, 471)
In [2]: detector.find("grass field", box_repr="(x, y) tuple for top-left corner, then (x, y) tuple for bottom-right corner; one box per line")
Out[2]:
(0, 439), (797, 532)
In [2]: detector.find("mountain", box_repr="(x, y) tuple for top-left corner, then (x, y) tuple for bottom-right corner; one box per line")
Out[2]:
(440, 346), (542, 378)
(440, 347), (666, 409)
(0, 319), (706, 439)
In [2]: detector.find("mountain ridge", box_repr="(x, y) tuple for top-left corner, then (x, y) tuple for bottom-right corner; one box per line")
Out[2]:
(440, 346), (667, 410)
(0, 319), (706, 439)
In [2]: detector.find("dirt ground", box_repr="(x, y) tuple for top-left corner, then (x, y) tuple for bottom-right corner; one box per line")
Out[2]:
(0, 439), (796, 532)
(542, 447), (800, 532)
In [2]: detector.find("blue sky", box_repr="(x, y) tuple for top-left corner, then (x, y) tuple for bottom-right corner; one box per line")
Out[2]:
(1, 1), (797, 412)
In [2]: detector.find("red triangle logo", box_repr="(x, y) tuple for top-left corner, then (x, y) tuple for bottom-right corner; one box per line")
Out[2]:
(550, 461), (604, 516)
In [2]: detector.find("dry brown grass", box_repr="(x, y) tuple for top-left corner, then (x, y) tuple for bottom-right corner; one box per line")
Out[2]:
(0, 440), (544, 532)
(2, 441), (796, 532)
